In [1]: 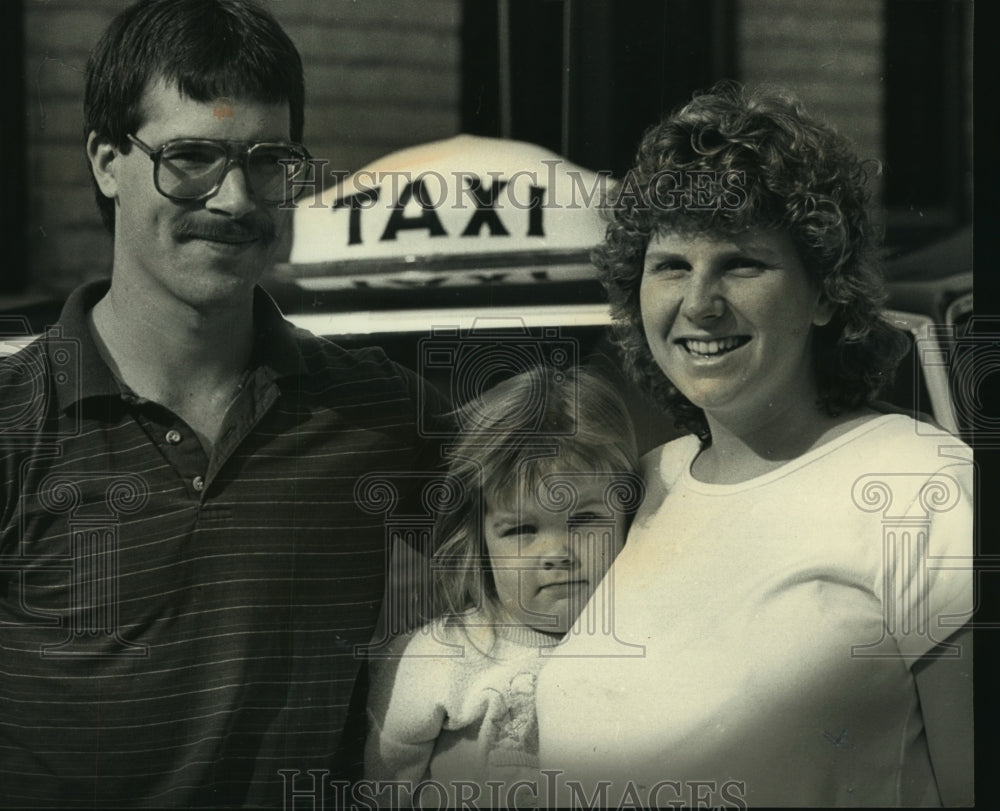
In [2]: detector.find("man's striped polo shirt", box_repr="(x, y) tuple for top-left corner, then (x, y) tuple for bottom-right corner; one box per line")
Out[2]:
(0, 281), (448, 807)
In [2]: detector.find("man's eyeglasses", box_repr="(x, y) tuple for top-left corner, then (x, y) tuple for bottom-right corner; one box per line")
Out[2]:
(126, 134), (313, 204)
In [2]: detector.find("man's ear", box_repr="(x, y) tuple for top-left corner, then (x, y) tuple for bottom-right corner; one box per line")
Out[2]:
(86, 131), (119, 199)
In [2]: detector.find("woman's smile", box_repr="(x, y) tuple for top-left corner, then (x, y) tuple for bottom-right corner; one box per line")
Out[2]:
(676, 335), (751, 358)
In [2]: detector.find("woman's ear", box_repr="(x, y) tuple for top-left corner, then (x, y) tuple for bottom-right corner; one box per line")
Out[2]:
(812, 292), (836, 327)
(86, 131), (119, 199)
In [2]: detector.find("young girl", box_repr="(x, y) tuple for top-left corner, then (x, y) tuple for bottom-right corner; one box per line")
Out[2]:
(364, 365), (640, 809)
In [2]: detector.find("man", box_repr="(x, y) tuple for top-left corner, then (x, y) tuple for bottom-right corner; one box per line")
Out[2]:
(0, 1), (445, 805)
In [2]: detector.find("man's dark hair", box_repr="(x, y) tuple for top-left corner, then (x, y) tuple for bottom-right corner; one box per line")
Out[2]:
(84, 0), (305, 233)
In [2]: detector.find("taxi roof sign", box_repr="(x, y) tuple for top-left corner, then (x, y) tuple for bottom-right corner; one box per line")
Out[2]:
(280, 135), (615, 286)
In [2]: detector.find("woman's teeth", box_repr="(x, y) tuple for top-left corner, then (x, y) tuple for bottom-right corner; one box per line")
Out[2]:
(683, 337), (746, 356)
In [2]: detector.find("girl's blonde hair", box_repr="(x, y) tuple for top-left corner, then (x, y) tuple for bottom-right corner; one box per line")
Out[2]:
(431, 365), (639, 621)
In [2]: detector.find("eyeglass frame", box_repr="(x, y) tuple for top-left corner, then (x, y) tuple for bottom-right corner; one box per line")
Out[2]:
(125, 133), (313, 204)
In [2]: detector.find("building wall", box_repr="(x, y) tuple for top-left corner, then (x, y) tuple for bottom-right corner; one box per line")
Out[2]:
(21, 0), (969, 295)
(738, 0), (884, 167)
(963, 2), (974, 216)
(740, 0), (972, 238)
(23, 0), (462, 295)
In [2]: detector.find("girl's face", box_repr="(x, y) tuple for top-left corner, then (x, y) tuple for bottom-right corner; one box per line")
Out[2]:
(639, 227), (834, 428)
(483, 473), (628, 635)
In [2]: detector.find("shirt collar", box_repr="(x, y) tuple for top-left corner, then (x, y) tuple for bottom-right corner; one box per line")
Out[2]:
(50, 280), (308, 412)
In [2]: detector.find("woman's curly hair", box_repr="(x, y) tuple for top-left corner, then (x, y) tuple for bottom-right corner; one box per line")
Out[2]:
(594, 81), (910, 439)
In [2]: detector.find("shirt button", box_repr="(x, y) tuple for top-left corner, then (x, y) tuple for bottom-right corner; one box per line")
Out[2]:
(192, 475), (205, 492)
(165, 429), (182, 444)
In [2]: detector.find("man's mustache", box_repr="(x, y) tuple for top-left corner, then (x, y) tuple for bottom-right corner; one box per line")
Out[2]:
(174, 217), (276, 244)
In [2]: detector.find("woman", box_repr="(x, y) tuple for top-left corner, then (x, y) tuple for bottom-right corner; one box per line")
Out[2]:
(535, 83), (973, 808)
